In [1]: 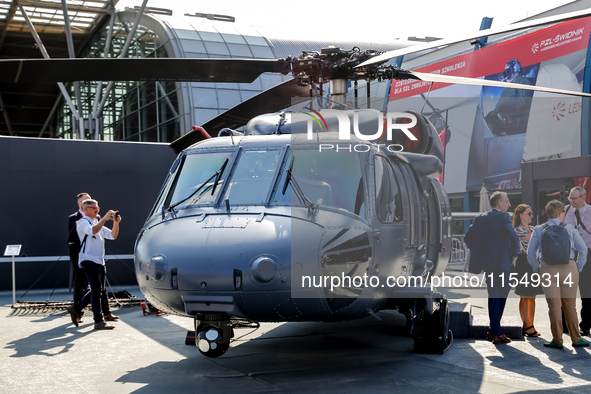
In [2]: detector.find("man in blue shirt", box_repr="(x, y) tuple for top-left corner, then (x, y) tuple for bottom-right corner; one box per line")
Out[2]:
(527, 200), (589, 348)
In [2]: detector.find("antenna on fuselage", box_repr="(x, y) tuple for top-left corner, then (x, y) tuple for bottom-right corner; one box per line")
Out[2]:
(274, 112), (287, 134)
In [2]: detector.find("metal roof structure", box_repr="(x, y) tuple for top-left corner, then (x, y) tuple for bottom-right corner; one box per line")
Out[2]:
(0, 0), (115, 138)
(0, 0), (112, 34)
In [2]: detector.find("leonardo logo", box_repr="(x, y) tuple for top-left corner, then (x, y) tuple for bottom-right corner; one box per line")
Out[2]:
(552, 102), (566, 121)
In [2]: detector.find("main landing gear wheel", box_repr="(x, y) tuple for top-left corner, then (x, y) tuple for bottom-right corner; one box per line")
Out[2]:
(194, 313), (234, 358)
(413, 295), (452, 354)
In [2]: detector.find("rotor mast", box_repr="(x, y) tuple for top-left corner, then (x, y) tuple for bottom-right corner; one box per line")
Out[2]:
(330, 79), (348, 107)
(291, 47), (393, 109)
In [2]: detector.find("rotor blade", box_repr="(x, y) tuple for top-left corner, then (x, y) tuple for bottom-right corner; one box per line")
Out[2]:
(409, 71), (591, 98)
(170, 78), (310, 154)
(358, 8), (591, 68)
(0, 58), (287, 83)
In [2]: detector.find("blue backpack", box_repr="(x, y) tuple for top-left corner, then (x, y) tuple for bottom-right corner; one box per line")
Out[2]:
(541, 222), (571, 265)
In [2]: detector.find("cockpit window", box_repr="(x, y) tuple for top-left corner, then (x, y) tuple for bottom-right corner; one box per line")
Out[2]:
(224, 149), (282, 205)
(167, 151), (234, 208)
(273, 149), (366, 218)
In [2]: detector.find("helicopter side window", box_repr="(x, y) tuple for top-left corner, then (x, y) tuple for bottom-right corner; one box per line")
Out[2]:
(224, 150), (282, 205)
(374, 156), (403, 223)
(273, 149), (366, 219)
(166, 151), (234, 208)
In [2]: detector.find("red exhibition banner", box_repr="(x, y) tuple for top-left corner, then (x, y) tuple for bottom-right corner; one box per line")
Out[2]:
(390, 17), (591, 100)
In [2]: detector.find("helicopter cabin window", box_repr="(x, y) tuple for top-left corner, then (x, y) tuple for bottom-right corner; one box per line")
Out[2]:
(273, 149), (366, 219)
(223, 149), (282, 205)
(374, 156), (403, 223)
(166, 152), (234, 209)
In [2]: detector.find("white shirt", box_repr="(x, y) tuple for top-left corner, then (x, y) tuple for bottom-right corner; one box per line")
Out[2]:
(565, 203), (591, 249)
(76, 216), (114, 266)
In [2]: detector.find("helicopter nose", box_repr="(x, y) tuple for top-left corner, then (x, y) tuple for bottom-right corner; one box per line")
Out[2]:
(134, 214), (297, 293)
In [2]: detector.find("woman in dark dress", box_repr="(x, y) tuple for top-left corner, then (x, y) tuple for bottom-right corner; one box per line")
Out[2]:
(513, 203), (543, 337)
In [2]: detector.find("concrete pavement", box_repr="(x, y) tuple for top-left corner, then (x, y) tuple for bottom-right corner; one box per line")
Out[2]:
(2, 281), (591, 393)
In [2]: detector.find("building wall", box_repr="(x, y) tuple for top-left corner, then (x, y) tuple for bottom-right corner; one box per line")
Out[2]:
(0, 136), (176, 290)
(389, 8), (591, 199)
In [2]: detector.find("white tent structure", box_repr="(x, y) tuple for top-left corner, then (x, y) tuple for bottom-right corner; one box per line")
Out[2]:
(479, 185), (491, 212)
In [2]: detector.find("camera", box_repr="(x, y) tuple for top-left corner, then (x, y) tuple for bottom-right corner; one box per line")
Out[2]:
(114, 211), (120, 218)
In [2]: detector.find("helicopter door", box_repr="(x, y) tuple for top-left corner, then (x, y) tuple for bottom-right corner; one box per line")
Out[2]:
(425, 179), (452, 276)
(372, 156), (407, 279)
(396, 161), (427, 277)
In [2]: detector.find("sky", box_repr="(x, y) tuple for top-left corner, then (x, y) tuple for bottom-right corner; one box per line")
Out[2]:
(115, 0), (577, 41)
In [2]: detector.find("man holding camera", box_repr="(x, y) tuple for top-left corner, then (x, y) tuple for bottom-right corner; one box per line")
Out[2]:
(67, 199), (121, 330)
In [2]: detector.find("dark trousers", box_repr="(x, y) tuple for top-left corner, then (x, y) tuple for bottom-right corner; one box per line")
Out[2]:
(579, 250), (591, 331)
(73, 261), (111, 323)
(486, 270), (512, 337)
(70, 257), (88, 313)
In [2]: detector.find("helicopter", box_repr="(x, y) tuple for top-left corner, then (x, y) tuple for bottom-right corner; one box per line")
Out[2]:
(132, 36), (591, 356)
(6, 7), (591, 358)
(135, 101), (454, 358)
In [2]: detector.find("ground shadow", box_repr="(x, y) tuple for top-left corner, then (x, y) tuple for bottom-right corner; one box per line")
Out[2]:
(487, 342), (563, 384)
(5, 321), (93, 358)
(114, 311), (486, 393)
(544, 341), (591, 382)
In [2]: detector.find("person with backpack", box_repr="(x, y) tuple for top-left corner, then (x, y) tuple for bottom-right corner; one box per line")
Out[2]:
(67, 192), (91, 324)
(564, 186), (591, 336)
(527, 199), (589, 349)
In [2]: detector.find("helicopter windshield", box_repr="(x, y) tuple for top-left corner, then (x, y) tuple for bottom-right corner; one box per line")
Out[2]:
(223, 149), (283, 205)
(273, 149), (366, 219)
(166, 151), (234, 208)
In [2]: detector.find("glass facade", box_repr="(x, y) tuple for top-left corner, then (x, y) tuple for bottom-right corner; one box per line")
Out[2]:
(160, 15), (289, 129)
(56, 13), (181, 142)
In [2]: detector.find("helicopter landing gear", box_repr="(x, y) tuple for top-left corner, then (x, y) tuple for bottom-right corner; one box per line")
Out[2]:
(194, 313), (234, 358)
(410, 294), (452, 354)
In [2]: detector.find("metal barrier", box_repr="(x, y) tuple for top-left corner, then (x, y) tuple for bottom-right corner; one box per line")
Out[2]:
(0, 254), (134, 263)
(448, 235), (468, 271)
(0, 254), (135, 302)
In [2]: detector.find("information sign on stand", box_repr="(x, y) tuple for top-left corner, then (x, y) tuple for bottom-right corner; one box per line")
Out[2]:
(4, 245), (22, 306)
